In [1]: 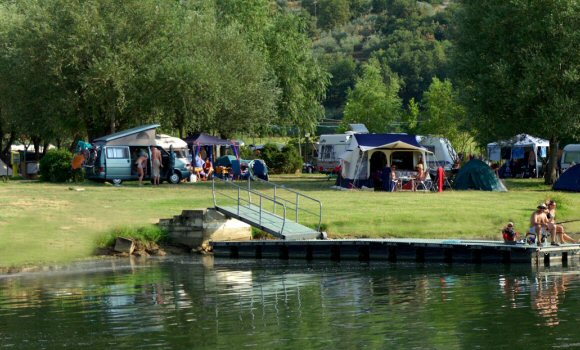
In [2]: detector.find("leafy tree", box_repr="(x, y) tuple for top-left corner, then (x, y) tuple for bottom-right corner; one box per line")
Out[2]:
(453, 0), (580, 183)
(419, 77), (467, 148)
(216, 1), (329, 135)
(265, 13), (329, 134)
(341, 57), (402, 133)
(402, 97), (420, 134)
(322, 55), (357, 117)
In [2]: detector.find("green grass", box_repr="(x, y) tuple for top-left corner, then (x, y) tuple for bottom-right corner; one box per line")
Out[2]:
(0, 175), (579, 268)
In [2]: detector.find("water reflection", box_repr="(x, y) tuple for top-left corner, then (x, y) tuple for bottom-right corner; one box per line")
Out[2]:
(1, 258), (580, 349)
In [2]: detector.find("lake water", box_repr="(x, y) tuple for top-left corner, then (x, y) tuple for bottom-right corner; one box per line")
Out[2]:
(1, 256), (579, 349)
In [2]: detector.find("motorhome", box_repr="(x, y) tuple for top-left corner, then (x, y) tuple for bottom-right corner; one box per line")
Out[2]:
(156, 134), (191, 166)
(317, 124), (368, 173)
(417, 136), (458, 170)
(85, 124), (191, 185)
(561, 144), (580, 172)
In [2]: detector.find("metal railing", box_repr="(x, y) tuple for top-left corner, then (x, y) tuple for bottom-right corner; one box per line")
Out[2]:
(212, 177), (288, 234)
(248, 178), (322, 232)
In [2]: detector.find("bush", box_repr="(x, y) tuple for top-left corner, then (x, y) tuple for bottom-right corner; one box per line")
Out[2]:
(39, 149), (73, 182)
(258, 142), (303, 174)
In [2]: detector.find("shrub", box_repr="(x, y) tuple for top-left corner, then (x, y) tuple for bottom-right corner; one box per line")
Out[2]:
(257, 142), (303, 174)
(39, 149), (73, 182)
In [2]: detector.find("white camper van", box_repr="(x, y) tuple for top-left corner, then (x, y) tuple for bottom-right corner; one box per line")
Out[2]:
(156, 134), (191, 166)
(561, 144), (580, 172)
(417, 136), (458, 170)
(317, 124), (368, 173)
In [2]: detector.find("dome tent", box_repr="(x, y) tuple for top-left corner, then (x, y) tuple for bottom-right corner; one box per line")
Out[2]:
(454, 159), (507, 191)
(553, 164), (580, 192)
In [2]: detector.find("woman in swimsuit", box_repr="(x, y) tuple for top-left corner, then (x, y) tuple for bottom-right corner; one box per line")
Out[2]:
(136, 152), (148, 185)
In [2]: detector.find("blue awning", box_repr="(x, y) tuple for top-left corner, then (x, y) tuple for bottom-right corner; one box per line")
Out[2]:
(353, 134), (430, 152)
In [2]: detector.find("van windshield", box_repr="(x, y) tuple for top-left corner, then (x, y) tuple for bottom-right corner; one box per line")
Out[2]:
(563, 151), (580, 163)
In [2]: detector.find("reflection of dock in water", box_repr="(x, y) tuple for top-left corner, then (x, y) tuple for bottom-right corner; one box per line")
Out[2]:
(212, 239), (580, 267)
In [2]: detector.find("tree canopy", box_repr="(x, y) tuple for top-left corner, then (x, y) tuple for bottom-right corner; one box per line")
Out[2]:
(0, 0), (328, 155)
(453, 0), (580, 182)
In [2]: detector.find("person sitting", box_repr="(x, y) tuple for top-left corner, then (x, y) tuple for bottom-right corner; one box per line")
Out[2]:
(546, 200), (575, 244)
(413, 161), (426, 192)
(193, 154), (204, 180)
(202, 158), (214, 181)
(525, 203), (552, 246)
(502, 222), (520, 243)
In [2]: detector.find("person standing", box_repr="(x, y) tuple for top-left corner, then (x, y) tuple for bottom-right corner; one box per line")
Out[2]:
(136, 151), (148, 186)
(151, 146), (163, 186)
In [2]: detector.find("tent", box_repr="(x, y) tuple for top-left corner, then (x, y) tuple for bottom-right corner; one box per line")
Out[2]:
(487, 134), (549, 178)
(339, 133), (431, 188)
(553, 164), (580, 192)
(453, 159), (507, 191)
(184, 133), (238, 162)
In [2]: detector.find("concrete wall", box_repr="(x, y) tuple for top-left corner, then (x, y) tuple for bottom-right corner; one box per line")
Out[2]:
(159, 208), (252, 250)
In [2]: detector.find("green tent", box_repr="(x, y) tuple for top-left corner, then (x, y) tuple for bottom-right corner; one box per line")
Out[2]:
(453, 159), (507, 191)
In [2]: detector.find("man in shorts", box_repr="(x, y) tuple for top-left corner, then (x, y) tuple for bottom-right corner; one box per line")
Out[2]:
(526, 203), (553, 246)
(151, 146), (163, 186)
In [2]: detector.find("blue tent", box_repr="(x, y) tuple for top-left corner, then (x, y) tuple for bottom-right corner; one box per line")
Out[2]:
(553, 164), (580, 192)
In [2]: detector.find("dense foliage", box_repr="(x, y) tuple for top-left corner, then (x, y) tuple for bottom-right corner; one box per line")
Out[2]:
(453, 0), (580, 183)
(39, 149), (73, 183)
(0, 0), (327, 159)
(258, 143), (303, 174)
(1, 0), (579, 177)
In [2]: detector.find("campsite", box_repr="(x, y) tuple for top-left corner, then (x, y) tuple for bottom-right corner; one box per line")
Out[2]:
(1, 175), (579, 268)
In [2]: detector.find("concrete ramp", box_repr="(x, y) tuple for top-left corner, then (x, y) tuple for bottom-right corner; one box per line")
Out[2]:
(212, 178), (322, 240)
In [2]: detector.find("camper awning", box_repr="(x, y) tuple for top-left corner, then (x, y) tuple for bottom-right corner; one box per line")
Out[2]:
(353, 134), (432, 153)
(92, 124), (160, 146)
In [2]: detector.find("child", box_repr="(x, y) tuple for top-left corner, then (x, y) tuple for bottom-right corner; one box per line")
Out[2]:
(502, 222), (519, 243)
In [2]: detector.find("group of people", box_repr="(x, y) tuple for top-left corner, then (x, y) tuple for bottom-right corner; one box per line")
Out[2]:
(135, 146), (163, 186)
(193, 154), (214, 181)
(502, 200), (577, 246)
(386, 157), (428, 192)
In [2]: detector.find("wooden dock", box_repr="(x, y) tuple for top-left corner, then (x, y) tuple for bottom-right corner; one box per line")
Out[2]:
(211, 238), (580, 266)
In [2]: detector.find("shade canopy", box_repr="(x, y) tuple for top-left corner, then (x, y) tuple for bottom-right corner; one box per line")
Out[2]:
(184, 133), (232, 146)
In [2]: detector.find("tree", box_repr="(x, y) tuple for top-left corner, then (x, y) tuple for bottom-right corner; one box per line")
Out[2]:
(215, 2), (329, 135)
(341, 57), (402, 133)
(419, 77), (467, 150)
(453, 0), (580, 183)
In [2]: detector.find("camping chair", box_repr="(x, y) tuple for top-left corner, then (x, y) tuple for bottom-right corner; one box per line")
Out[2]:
(414, 173), (434, 192)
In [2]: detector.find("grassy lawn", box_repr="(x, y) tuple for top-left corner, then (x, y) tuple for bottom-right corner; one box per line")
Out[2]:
(1, 175), (579, 268)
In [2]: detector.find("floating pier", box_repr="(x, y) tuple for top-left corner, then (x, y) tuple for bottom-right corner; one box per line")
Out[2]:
(211, 238), (580, 266)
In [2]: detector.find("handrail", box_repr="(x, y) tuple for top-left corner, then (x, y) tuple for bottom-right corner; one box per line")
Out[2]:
(213, 177), (288, 234)
(250, 178), (322, 232)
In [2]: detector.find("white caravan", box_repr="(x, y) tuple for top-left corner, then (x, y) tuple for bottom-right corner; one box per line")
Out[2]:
(561, 144), (580, 172)
(317, 124), (368, 172)
(417, 136), (458, 170)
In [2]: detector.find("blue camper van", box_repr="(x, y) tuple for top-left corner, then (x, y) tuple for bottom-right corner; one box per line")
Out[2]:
(85, 124), (191, 185)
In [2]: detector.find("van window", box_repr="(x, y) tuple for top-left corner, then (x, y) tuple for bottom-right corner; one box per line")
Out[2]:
(563, 151), (580, 164)
(106, 147), (129, 159)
